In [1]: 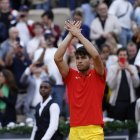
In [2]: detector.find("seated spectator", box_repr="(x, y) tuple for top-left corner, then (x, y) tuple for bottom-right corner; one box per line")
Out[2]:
(26, 22), (44, 60)
(104, 41), (118, 70)
(103, 33), (123, 69)
(0, 27), (19, 61)
(15, 5), (34, 47)
(133, 0), (140, 27)
(41, 10), (61, 48)
(134, 43), (140, 69)
(90, 2), (121, 48)
(107, 48), (140, 121)
(73, 9), (91, 41)
(5, 39), (31, 114)
(30, 80), (62, 140)
(0, 0), (18, 39)
(5, 38), (31, 90)
(127, 42), (138, 64)
(62, 9), (91, 41)
(0, 69), (18, 127)
(99, 43), (110, 65)
(132, 26), (140, 50)
(80, 0), (97, 27)
(105, 32), (123, 49)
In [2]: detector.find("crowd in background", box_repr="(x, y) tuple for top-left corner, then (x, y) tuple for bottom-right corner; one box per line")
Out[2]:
(1, 0), (140, 136)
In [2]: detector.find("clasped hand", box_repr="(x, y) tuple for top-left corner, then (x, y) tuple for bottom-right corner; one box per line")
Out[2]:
(64, 20), (82, 37)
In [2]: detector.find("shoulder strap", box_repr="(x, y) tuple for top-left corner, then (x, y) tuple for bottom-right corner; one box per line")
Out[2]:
(118, 3), (130, 18)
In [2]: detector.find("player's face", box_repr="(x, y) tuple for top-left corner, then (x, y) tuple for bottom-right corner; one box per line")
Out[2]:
(75, 54), (90, 72)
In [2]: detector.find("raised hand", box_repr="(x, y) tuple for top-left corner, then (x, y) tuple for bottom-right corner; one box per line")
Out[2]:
(64, 20), (82, 37)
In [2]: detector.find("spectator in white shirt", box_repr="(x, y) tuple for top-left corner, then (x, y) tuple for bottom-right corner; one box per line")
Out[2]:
(33, 31), (65, 113)
(16, 5), (34, 47)
(108, 0), (133, 47)
(90, 2), (121, 48)
(20, 63), (50, 118)
(27, 22), (44, 60)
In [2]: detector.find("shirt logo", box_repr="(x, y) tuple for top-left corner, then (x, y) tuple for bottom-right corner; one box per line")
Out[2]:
(88, 73), (91, 77)
(75, 76), (80, 79)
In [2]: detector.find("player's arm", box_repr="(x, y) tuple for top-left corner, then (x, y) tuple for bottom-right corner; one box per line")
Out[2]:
(66, 21), (104, 76)
(54, 23), (73, 78)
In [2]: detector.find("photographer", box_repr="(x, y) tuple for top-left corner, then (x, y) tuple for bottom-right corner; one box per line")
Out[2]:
(107, 48), (140, 120)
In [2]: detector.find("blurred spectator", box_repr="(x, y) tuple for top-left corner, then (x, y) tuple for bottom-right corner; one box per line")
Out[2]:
(26, 22), (44, 60)
(133, 0), (140, 27)
(107, 48), (139, 121)
(108, 0), (133, 47)
(0, 69), (18, 127)
(90, 2), (121, 48)
(20, 63), (50, 118)
(104, 33), (122, 69)
(41, 10), (61, 48)
(132, 26), (140, 50)
(33, 31), (65, 113)
(30, 81), (61, 140)
(100, 36), (119, 70)
(134, 47), (140, 69)
(80, 0), (97, 27)
(127, 42), (138, 64)
(0, 0), (17, 39)
(0, 27), (19, 61)
(5, 39), (31, 114)
(73, 9), (90, 40)
(106, 32), (122, 49)
(100, 43), (110, 64)
(105, 41), (118, 70)
(15, 5), (34, 47)
(62, 9), (90, 41)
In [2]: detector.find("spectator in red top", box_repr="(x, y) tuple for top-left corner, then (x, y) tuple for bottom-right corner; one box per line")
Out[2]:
(54, 21), (106, 140)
